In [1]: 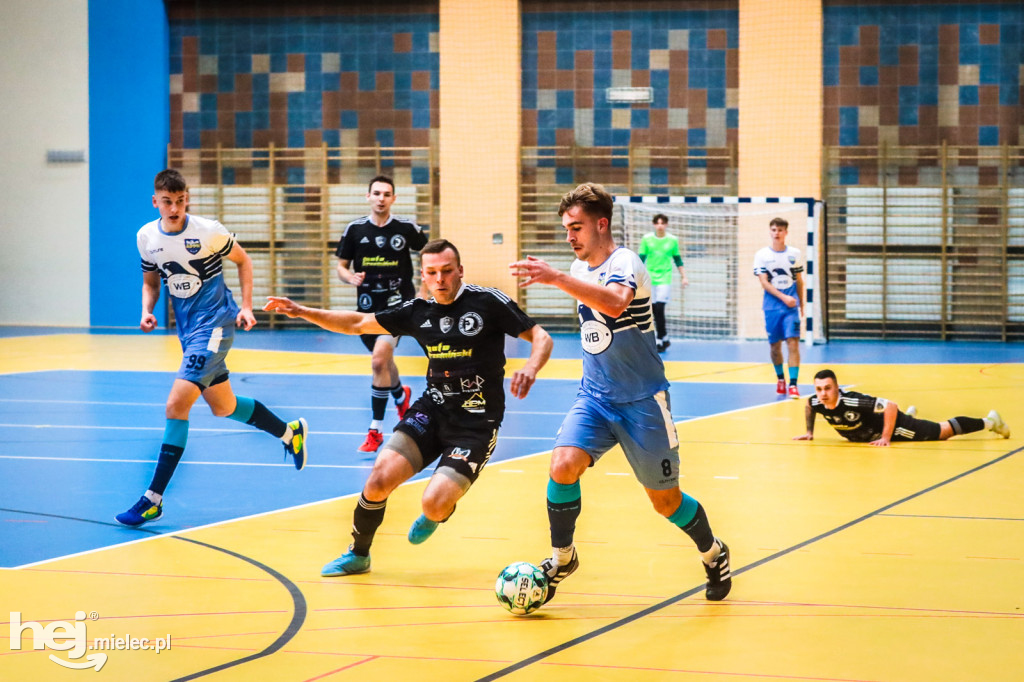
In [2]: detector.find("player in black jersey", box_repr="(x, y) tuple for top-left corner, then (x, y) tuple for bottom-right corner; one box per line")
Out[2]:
(335, 175), (429, 453)
(265, 239), (553, 576)
(794, 369), (1010, 445)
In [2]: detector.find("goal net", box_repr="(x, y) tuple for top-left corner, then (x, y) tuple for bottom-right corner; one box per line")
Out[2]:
(615, 197), (825, 343)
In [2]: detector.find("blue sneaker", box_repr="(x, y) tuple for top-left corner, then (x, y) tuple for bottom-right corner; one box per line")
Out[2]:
(116, 496), (163, 527)
(407, 514), (439, 544)
(284, 418), (308, 470)
(321, 547), (370, 576)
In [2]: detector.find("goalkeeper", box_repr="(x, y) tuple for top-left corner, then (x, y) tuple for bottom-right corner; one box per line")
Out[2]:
(638, 213), (688, 352)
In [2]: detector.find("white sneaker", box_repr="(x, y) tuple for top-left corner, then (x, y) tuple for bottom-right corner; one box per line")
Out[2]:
(987, 410), (1010, 439)
(906, 405), (917, 417)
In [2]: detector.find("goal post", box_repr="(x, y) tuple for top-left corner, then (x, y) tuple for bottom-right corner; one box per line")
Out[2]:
(614, 196), (826, 344)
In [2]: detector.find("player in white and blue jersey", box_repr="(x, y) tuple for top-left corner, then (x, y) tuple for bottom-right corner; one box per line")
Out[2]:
(753, 217), (805, 399)
(511, 182), (732, 605)
(115, 169), (308, 527)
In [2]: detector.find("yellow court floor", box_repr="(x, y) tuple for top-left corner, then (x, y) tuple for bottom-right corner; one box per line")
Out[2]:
(2, 335), (1023, 681)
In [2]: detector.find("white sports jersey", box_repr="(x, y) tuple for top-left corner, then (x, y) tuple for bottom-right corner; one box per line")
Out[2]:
(571, 247), (668, 403)
(137, 214), (240, 338)
(753, 245), (803, 312)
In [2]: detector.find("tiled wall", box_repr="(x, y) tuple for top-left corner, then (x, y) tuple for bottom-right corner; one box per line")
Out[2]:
(824, 1), (1023, 183)
(521, 2), (739, 189)
(168, 2), (438, 184)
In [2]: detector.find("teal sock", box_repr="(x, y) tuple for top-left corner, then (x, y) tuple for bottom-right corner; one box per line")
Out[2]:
(789, 366), (799, 386)
(228, 396), (287, 439)
(667, 492), (699, 527)
(148, 418), (189, 495)
(228, 395), (255, 423)
(773, 364), (784, 380)
(547, 479), (581, 548)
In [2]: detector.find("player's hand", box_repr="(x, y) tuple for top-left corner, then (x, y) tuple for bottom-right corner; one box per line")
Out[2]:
(349, 271), (366, 286)
(868, 438), (891, 447)
(681, 276), (690, 287)
(509, 367), (537, 399)
(263, 296), (305, 318)
(783, 294), (798, 308)
(140, 313), (158, 333)
(509, 255), (558, 287)
(792, 432), (813, 441)
(237, 308), (257, 331)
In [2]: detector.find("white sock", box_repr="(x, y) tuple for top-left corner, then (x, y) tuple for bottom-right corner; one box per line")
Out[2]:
(984, 418), (994, 430)
(144, 490), (162, 505)
(369, 420), (383, 431)
(553, 544), (575, 566)
(281, 424), (293, 443)
(701, 539), (722, 566)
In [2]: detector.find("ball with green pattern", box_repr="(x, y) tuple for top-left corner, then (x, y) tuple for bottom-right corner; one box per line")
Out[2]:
(495, 561), (548, 615)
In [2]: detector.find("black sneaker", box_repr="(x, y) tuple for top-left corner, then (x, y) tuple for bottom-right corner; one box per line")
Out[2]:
(662, 338), (671, 350)
(703, 539), (732, 601)
(539, 548), (579, 605)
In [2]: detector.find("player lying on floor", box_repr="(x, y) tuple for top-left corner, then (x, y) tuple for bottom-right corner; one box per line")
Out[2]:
(794, 368), (1010, 446)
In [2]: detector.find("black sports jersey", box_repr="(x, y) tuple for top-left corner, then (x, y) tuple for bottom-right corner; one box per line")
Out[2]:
(809, 389), (914, 442)
(335, 215), (428, 312)
(375, 283), (536, 425)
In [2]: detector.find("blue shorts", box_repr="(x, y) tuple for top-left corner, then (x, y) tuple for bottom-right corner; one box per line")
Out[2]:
(176, 324), (234, 389)
(554, 390), (680, 490)
(764, 307), (801, 344)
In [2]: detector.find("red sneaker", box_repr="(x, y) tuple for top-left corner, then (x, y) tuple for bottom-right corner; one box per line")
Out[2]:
(396, 385), (412, 419)
(788, 385), (801, 399)
(776, 379), (786, 395)
(358, 428), (383, 452)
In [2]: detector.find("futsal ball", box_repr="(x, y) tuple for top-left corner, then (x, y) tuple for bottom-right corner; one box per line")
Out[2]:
(495, 561), (548, 615)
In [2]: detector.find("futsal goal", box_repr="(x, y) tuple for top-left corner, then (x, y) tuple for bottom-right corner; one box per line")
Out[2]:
(614, 196), (826, 343)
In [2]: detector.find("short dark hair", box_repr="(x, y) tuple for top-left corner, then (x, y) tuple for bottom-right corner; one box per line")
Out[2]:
(814, 368), (837, 384)
(154, 169), (187, 193)
(558, 182), (614, 221)
(421, 238), (460, 266)
(367, 174), (395, 194)
(769, 217), (789, 229)
(653, 214), (668, 224)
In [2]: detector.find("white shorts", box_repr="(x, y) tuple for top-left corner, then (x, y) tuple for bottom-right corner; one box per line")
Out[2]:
(652, 284), (672, 304)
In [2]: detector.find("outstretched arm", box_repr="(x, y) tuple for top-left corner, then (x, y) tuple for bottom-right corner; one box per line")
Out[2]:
(509, 324), (553, 399)
(510, 256), (634, 318)
(793, 402), (816, 440)
(225, 242), (256, 330)
(263, 296), (388, 335)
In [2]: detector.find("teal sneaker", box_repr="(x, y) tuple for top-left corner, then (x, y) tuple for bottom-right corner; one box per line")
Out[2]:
(116, 496), (163, 527)
(284, 418), (308, 470)
(321, 547), (370, 576)
(407, 514), (439, 544)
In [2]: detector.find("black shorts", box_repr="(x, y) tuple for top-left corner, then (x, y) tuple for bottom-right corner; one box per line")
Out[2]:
(890, 415), (942, 441)
(394, 396), (499, 483)
(359, 333), (400, 353)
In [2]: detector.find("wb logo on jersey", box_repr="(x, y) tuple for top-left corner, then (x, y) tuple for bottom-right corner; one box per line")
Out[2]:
(184, 238), (201, 255)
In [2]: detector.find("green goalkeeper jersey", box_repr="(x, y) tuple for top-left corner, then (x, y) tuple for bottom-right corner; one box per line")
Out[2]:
(638, 232), (683, 286)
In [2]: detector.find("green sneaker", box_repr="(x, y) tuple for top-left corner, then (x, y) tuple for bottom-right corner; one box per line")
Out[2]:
(285, 418), (308, 470)
(321, 547), (370, 576)
(407, 514), (439, 544)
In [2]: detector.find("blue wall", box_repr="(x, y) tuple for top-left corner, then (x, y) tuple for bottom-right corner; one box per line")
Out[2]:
(89, 0), (170, 327)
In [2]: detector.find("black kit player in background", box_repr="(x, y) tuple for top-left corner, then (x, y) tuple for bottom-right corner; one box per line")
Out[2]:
(795, 368), (1010, 445)
(335, 175), (429, 453)
(265, 239), (553, 576)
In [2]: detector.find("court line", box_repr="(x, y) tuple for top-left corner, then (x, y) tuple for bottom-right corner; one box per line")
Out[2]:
(0, 454), (371, 469)
(0, 506), (305, 681)
(476, 444), (1024, 681)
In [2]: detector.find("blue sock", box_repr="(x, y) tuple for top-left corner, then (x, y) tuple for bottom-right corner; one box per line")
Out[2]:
(788, 366), (799, 386)
(547, 479), (581, 548)
(148, 418), (188, 495)
(773, 364), (784, 380)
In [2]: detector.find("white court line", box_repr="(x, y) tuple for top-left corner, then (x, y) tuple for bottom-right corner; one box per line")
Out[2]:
(0, 454), (371, 470)
(0, 423), (553, 441)
(1, 394), (785, 571)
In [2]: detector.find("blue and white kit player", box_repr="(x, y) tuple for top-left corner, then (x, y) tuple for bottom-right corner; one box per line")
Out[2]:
(753, 217), (804, 399)
(116, 169), (308, 527)
(511, 182), (732, 604)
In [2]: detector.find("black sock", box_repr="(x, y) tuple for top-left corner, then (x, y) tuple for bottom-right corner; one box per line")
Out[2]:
(148, 444), (184, 496)
(370, 385), (390, 422)
(249, 399), (287, 438)
(547, 480), (582, 548)
(680, 503), (716, 553)
(949, 416), (985, 435)
(351, 493), (387, 556)
(390, 381), (405, 401)
(653, 302), (667, 339)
